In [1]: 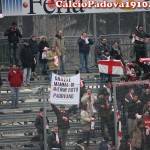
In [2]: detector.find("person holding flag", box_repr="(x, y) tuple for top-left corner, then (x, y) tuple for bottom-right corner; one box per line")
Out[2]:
(46, 44), (61, 83)
(130, 25), (150, 64)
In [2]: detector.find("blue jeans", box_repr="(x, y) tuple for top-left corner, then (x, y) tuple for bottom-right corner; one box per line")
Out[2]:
(100, 73), (112, 87)
(11, 87), (19, 108)
(41, 62), (47, 73)
(60, 55), (65, 72)
(79, 53), (89, 72)
(49, 70), (58, 83)
(23, 67), (31, 84)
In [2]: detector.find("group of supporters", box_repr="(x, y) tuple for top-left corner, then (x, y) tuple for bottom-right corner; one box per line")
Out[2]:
(1, 21), (150, 150)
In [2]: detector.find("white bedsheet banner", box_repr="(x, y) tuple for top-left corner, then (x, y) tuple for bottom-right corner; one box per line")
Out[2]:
(50, 73), (80, 105)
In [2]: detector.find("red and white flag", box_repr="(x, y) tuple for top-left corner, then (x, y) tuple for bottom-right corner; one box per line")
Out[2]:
(139, 58), (150, 63)
(116, 110), (122, 148)
(98, 60), (124, 75)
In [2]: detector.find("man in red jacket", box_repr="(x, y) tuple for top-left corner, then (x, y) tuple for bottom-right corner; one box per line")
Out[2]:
(8, 64), (23, 108)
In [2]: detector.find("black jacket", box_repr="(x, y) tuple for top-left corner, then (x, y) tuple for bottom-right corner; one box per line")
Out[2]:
(20, 45), (34, 68)
(130, 28), (150, 44)
(29, 39), (38, 54)
(38, 41), (49, 63)
(77, 37), (94, 54)
(51, 104), (76, 129)
(95, 42), (111, 60)
(35, 113), (49, 133)
(128, 101), (142, 119)
(4, 27), (22, 43)
(47, 131), (63, 150)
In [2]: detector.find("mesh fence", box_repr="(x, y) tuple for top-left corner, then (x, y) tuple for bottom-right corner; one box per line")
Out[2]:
(0, 12), (150, 37)
(113, 80), (150, 149)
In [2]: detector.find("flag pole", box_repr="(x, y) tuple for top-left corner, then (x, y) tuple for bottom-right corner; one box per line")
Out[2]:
(113, 82), (118, 150)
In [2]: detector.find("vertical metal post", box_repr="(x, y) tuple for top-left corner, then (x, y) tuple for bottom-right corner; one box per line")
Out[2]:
(43, 16), (46, 35)
(118, 13), (121, 34)
(113, 83), (118, 150)
(93, 13), (97, 41)
(43, 87), (47, 150)
(93, 13), (97, 66)
(143, 12), (146, 32)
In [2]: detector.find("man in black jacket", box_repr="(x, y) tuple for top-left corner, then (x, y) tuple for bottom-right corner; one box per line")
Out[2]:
(20, 40), (34, 86)
(130, 25), (150, 64)
(127, 94), (142, 137)
(51, 104), (76, 150)
(47, 125), (63, 150)
(35, 108), (49, 150)
(4, 22), (22, 65)
(77, 32), (94, 73)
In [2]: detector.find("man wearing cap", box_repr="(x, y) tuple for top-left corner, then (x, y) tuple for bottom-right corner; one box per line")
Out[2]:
(8, 64), (23, 108)
(51, 104), (77, 150)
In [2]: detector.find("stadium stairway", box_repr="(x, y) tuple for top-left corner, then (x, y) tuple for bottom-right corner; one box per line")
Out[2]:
(0, 66), (119, 150)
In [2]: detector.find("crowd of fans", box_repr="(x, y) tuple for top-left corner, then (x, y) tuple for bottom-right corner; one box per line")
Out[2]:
(0, 22), (150, 150)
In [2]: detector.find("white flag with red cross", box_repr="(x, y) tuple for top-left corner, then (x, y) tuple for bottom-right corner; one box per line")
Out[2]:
(98, 60), (124, 75)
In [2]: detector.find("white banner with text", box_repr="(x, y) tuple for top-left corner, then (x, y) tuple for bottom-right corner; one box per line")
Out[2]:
(50, 73), (80, 105)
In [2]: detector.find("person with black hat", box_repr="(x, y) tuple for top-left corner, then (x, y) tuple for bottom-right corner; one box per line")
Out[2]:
(50, 103), (77, 150)
(20, 39), (34, 86)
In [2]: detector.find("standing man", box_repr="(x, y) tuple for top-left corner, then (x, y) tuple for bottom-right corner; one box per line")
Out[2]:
(130, 25), (150, 64)
(4, 22), (22, 65)
(77, 32), (94, 73)
(98, 50), (113, 86)
(53, 30), (67, 74)
(35, 108), (49, 150)
(29, 35), (38, 77)
(8, 64), (23, 108)
(95, 38), (111, 62)
(50, 104), (76, 150)
(20, 40), (34, 86)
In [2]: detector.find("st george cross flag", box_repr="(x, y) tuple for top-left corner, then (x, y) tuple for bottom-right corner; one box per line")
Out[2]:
(98, 60), (124, 75)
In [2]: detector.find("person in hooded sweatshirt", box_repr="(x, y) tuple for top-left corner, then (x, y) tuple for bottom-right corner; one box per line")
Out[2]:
(130, 25), (150, 64)
(8, 64), (23, 108)
(20, 40), (34, 86)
